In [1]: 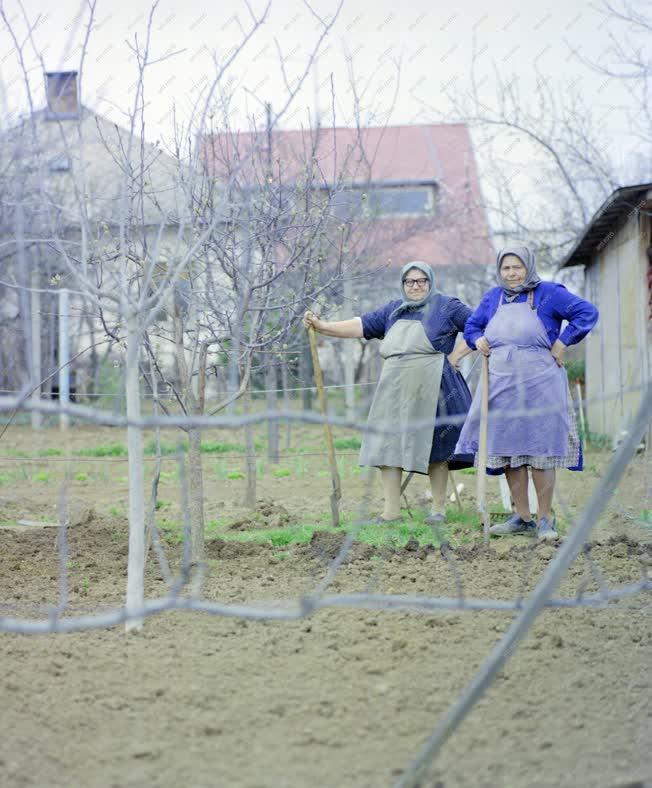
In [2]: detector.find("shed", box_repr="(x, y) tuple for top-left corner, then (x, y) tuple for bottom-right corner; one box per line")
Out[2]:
(560, 183), (652, 446)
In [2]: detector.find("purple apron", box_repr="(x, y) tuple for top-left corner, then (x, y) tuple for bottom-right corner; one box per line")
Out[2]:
(456, 291), (570, 457)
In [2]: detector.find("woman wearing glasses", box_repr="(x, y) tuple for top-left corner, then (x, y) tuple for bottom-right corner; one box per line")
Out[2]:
(303, 261), (475, 524)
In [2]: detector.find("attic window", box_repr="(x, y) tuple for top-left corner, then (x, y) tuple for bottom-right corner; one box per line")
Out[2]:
(368, 186), (435, 216)
(49, 154), (71, 172)
(327, 184), (437, 219)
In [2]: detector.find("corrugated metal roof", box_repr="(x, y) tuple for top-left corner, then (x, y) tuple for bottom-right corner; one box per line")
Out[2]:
(560, 182), (652, 268)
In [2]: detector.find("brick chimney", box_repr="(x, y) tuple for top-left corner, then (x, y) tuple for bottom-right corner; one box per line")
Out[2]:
(44, 71), (79, 118)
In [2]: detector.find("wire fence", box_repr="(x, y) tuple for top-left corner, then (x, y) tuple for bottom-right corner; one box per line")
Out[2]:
(0, 383), (650, 788)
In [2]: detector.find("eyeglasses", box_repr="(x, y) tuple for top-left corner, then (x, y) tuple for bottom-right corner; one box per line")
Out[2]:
(403, 277), (429, 288)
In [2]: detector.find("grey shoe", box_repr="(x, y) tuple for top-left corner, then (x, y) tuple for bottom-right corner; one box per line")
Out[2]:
(424, 512), (446, 525)
(536, 517), (558, 541)
(489, 513), (536, 536)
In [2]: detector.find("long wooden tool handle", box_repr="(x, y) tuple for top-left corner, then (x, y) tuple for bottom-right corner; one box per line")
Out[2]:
(477, 354), (490, 541)
(400, 471), (414, 495)
(308, 326), (342, 527)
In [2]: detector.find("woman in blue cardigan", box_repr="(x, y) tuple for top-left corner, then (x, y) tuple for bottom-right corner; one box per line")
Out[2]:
(455, 244), (599, 540)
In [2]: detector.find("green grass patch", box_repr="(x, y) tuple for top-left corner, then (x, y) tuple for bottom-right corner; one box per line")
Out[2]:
(201, 441), (245, 454)
(198, 506), (481, 551)
(144, 439), (246, 455)
(159, 522), (183, 544)
(0, 473), (9, 485)
(75, 443), (127, 457)
(74, 472), (89, 482)
(8, 448), (29, 458)
(37, 447), (63, 457)
(144, 439), (187, 455)
(272, 467), (291, 478)
(32, 471), (50, 482)
(583, 431), (612, 450)
(333, 437), (361, 450)
(226, 471), (245, 480)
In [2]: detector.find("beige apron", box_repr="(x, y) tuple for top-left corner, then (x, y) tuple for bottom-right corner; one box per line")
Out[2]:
(359, 320), (445, 474)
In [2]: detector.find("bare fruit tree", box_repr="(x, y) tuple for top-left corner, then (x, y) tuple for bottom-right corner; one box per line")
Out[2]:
(1, 0), (479, 626)
(0, 0), (284, 627)
(410, 11), (650, 270)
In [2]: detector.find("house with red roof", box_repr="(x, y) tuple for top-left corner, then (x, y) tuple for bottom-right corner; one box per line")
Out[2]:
(201, 123), (494, 306)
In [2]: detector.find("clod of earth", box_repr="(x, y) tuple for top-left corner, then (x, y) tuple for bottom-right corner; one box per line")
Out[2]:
(227, 498), (294, 531)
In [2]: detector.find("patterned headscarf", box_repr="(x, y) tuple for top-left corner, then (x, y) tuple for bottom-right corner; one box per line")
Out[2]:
(496, 244), (541, 302)
(390, 261), (438, 320)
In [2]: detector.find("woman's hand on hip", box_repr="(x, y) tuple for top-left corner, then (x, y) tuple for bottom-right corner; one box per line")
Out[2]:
(303, 311), (322, 331)
(475, 336), (491, 356)
(550, 339), (566, 367)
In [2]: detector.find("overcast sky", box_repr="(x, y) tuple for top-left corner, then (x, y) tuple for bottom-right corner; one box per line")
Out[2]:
(0, 0), (647, 206)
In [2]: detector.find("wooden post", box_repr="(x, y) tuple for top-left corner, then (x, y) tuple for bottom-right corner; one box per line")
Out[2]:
(477, 355), (491, 541)
(308, 326), (341, 526)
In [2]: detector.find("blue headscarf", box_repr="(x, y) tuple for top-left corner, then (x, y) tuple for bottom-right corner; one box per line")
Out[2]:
(390, 261), (438, 320)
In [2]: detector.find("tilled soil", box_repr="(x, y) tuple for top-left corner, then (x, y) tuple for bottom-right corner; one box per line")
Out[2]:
(1, 513), (651, 788)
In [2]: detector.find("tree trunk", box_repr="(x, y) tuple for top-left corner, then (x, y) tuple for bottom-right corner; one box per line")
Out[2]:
(266, 360), (279, 463)
(188, 425), (205, 563)
(172, 315), (207, 569)
(244, 386), (256, 507)
(86, 306), (99, 397)
(125, 312), (145, 632)
(342, 278), (355, 421)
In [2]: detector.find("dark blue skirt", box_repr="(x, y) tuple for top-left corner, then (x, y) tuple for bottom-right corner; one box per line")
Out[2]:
(428, 360), (474, 470)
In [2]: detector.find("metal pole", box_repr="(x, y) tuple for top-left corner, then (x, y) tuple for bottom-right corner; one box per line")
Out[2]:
(58, 288), (70, 430)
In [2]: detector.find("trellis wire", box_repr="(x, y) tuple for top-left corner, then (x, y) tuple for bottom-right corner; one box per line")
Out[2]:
(1, 577), (650, 635)
(394, 384), (652, 788)
(0, 384), (649, 786)
(0, 384), (646, 430)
